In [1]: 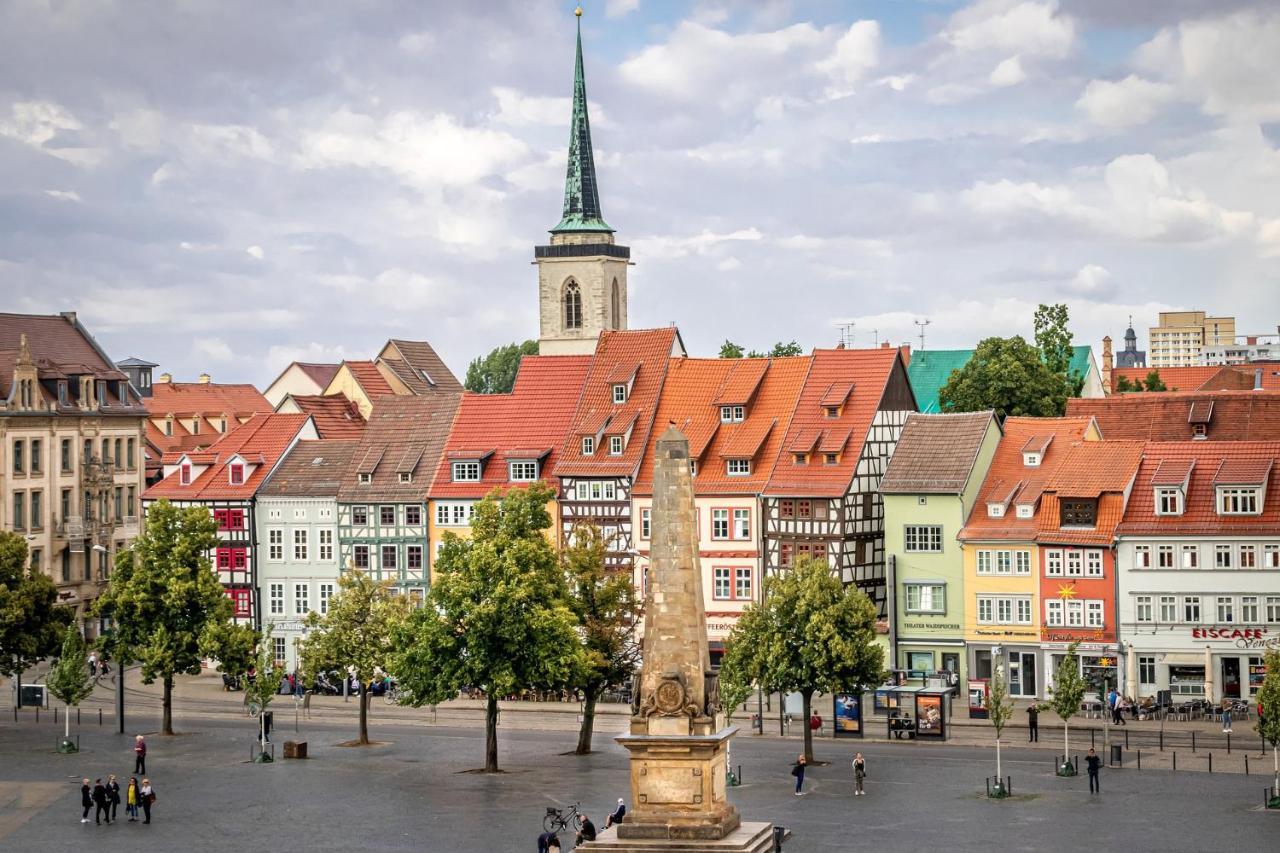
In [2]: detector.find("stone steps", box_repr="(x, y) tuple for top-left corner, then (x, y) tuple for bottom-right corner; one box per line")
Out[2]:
(581, 822), (779, 853)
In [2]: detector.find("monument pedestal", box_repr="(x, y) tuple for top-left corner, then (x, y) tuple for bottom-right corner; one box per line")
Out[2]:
(580, 823), (778, 853)
(615, 728), (740, 841)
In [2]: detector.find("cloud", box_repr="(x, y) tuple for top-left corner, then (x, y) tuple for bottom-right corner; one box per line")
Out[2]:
(1067, 264), (1115, 299)
(246, 245), (264, 260)
(815, 20), (881, 97)
(941, 0), (1075, 59)
(988, 55), (1026, 87)
(1076, 75), (1176, 127)
(44, 189), (82, 202)
(605, 0), (640, 18)
(0, 100), (102, 165)
(491, 87), (571, 127)
(633, 227), (764, 258)
(193, 338), (235, 363)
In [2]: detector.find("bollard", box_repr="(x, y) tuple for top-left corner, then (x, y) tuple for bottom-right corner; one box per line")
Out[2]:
(772, 825), (786, 852)
(1160, 731), (1164, 751)
(1192, 731), (1196, 753)
(1173, 751), (1177, 771)
(54, 707), (58, 724)
(35, 707), (39, 723)
(1137, 750), (1141, 770)
(737, 764), (743, 784)
(77, 708), (81, 725)
(1227, 733), (1231, 754)
(1246, 754), (1250, 775)
(1208, 753), (1212, 773)
(1125, 730), (1129, 750)
(1090, 729), (1095, 748)
(98, 708), (102, 726)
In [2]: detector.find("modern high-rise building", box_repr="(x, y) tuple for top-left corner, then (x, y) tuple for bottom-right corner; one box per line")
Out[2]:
(1148, 311), (1235, 368)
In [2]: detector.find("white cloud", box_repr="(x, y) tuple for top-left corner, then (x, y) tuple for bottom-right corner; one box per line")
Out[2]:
(1258, 219), (1280, 257)
(192, 338), (235, 363)
(716, 256), (742, 271)
(491, 87), (570, 127)
(1076, 75), (1176, 128)
(0, 101), (102, 165)
(44, 189), (82, 202)
(605, 0), (640, 18)
(265, 342), (352, 367)
(1068, 264), (1115, 299)
(942, 0), (1075, 59)
(246, 245), (264, 260)
(633, 227), (763, 258)
(815, 20), (881, 97)
(988, 55), (1026, 87)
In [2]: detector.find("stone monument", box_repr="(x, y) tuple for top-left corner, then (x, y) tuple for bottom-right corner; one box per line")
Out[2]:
(583, 427), (775, 852)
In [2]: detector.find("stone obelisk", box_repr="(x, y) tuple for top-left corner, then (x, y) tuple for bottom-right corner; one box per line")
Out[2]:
(585, 427), (773, 851)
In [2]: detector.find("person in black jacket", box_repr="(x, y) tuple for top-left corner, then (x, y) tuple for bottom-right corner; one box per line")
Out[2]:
(92, 778), (109, 824)
(107, 775), (121, 822)
(80, 778), (92, 823)
(1085, 748), (1102, 793)
(575, 815), (597, 845)
(1026, 705), (1040, 742)
(605, 798), (626, 828)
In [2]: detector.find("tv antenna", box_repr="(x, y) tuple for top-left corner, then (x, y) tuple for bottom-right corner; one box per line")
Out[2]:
(914, 319), (931, 351)
(836, 322), (855, 348)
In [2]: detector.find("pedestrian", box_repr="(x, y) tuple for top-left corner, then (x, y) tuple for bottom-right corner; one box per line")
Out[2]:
(1085, 747), (1101, 794)
(88, 652), (98, 678)
(809, 711), (822, 736)
(852, 752), (867, 797)
(604, 798), (626, 828)
(107, 774), (121, 823)
(134, 734), (146, 774)
(92, 778), (109, 824)
(126, 777), (139, 821)
(80, 778), (92, 824)
(537, 830), (555, 853)
(575, 814), (597, 846)
(1027, 704), (1040, 742)
(791, 754), (807, 796)
(139, 778), (154, 824)
(547, 834), (561, 853)
(1222, 702), (1233, 734)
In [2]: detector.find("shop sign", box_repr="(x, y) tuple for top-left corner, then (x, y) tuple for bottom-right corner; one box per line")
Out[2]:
(902, 622), (960, 630)
(1190, 627), (1280, 650)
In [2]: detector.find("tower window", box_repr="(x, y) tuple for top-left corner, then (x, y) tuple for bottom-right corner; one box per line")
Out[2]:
(564, 281), (583, 330)
(611, 278), (621, 330)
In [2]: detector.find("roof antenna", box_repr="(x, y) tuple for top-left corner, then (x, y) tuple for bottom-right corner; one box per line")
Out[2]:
(914, 319), (931, 351)
(836, 322), (854, 348)
(872, 329), (879, 347)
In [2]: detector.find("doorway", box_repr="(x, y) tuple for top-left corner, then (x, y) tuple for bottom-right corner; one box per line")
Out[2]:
(1008, 652), (1037, 697)
(1222, 657), (1241, 698)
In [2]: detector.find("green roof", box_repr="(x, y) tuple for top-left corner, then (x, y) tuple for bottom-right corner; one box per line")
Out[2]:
(552, 14), (612, 235)
(908, 345), (1094, 414)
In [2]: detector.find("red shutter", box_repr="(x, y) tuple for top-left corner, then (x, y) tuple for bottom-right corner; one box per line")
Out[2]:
(216, 547), (231, 569)
(232, 548), (247, 569)
(229, 509), (245, 530)
(213, 510), (228, 530)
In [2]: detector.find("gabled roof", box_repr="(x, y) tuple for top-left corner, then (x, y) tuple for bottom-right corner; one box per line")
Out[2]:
(258, 439), (359, 498)
(1041, 440), (1145, 498)
(432, 355), (591, 499)
(1066, 391), (1280, 441)
(1149, 458), (1195, 487)
(1119, 441), (1280, 536)
(117, 356), (158, 368)
(1214, 458), (1273, 486)
(381, 339), (463, 394)
(881, 411), (999, 495)
(553, 329), (679, 479)
(284, 394), (366, 439)
(1197, 365), (1280, 392)
(295, 362), (341, 386)
(0, 313), (144, 412)
(764, 347), (908, 497)
(145, 382), (271, 417)
(341, 361), (396, 398)
(958, 417), (1097, 541)
(715, 359), (768, 407)
(337, 394), (460, 502)
(144, 413), (312, 501)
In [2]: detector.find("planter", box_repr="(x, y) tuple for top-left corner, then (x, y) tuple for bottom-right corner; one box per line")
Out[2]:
(57, 738), (78, 754)
(986, 776), (1012, 799)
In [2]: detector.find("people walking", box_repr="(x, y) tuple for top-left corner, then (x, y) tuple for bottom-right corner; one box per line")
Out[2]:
(134, 734), (146, 774)
(80, 778), (92, 823)
(852, 753), (867, 796)
(1085, 748), (1102, 793)
(107, 775), (120, 823)
(92, 778), (109, 824)
(791, 754), (807, 795)
(126, 777), (139, 821)
(88, 652), (98, 678)
(139, 778), (154, 824)
(1027, 704), (1040, 742)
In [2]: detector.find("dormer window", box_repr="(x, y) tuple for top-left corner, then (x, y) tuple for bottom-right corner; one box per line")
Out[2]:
(1156, 487), (1183, 516)
(793, 453), (808, 465)
(721, 406), (745, 423)
(612, 384), (627, 404)
(359, 472), (372, 484)
(180, 462), (192, 485)
(192, 418), (200, 435)
(1217, 487), (1260, 515)
(96, 381), (106, 406)
(1060, 499), (1097, 527)
(165, 417), (174, 436)
(726, 458), (751, 476)
(824, 406), (840, 419)
(987, 503), (1005, 518)
(509, 460), (538, 482)
(1015, 504), (1033, 519)
(1192, 423), (1207, 439)
(824, 453), (839, 466)
(690, 460), (698, 477)
(399, 472), (413, 484)
(57, 381), (68, 405)
(609, 435), (624, 455)
(228, 462), (245, 485)
(581, 436), (595, 456)
(1022, 453), (1041, 467)
(452, 461), (481, 482)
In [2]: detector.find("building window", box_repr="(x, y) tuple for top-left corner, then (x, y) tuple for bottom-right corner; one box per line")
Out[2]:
(613, 384), (627, 404)
(711, 509), (729, 540)
(779, 499), (794, 519)
(977, 551), (992, 575)
(11, 439), (24, 474)
(509, 461), (538, 482)
(713, 567), (731, 600)
(1060, 499), (1097, 527)
(1160, 595), (1177, 623)
(726, 458), (751, 476)
(319, 583), (334, 615)
(1139, 656), (1156, 684)
(358, 473), (372, 484)
(1157, 545), (1174, 569)
(127, 438), (136, 469)
(407, 545), (423, 572)
(1268, 597), (1280, 623)
(352, 506), (368, 525)
(318, 529), (334, 561)
(293, 529), (308, 561)
(564, 281), (583, 330)
(269, 583), (284, 615)
(1086, 600), (1104, 628)
(318, 507), (332, 520)
(1215, 545), (1232, 569)
(733, 509), (750, 540)
(1133, 545), (1150, 568)
(61, 439), (72, 472)
(1265, 545), (1280, 568)
(905, 583), (945, 614)
(29, 439), (41, 473)
(452, 461), (480, 482)
(1022, 452), (1041, 467)
(229, 463), (245, 485)
(1218, 488), (1260, 515)
(271, 636), (286, 665)
(720, 406), (744, 423)
(609, 436), (624, 456)
(30, 491), (42, 529)
(436, 502), (474, 527)
(380, 505), (395, 526)
(11, 492), (24, 530)
(996, 552), (1012, 575)
(1215, 596), (1234, 623)
(1239, 545), (1257, 569)
(1136, 595), (1153, 622)
(904, 525), (943, 553)
(1183, 595), (1201, 623)
(640, 508), (651, 540)
(1241, 596), (1259, 623)
(180, 463), (192, 485)
(404, 505), (421, 526)
(294, 583), (309, 615)
(399, 472), (413, 483)
(1045, 599), (1064, 626)
(1156, 488), (1183, 515)
(1182, 545), (1199, 569)
(353, 544), (369, 569)
(268, 529), (283, 561)
(987, 503), (1004, 518)
(381, 545), (397, 571)
(824, 406), (840, 419)
(581, 436), (595, 455)
(734, 567), (752, 599)
(1045, 550), (1063, 576)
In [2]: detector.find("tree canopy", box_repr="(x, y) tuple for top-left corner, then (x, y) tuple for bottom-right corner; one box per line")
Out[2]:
(719, 340), (805, 359)
(0, 530), (68, 679)
(94, 500), (230, 734)
(464, 340), (539, 394)
(1255, 648), (1280, 794)
(393, 484), (582, 771)
(939, 335), (1069, 419)
(1034, 303), (1073, 379)
(46, 623), (95, 743)
(245, 626), (287, 749)
(1044, 641), (1086, 771)
(720, 557), (882, 761)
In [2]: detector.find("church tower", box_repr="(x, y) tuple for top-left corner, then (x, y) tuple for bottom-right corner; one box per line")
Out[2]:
(536, 8), (629, 355)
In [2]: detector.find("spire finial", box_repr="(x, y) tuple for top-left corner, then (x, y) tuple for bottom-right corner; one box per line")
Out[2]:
(552, 4), (612, 234)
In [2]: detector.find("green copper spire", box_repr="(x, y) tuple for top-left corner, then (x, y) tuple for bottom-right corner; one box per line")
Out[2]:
(552, 8), (612, 234)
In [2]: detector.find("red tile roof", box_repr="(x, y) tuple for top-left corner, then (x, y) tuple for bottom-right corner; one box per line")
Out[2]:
(342, 361), (395, 398)
(144, 413), (312, 501)
(1067, 391), (1280, 441)
(715, 359), (768, 406)
(1149, 458), (1195, 487)
(286, 395), (366, 439)
(1035, 441), (1144, 545)
(1110, 365), (1221, 393)
(764, 348), (905, 497)
(1198, 365), (1280, 391)
(145, 382), (270, 417)
(553, 329), (679, 479)
(1119, 441), (1280, 536)
(1214, 458), (1273, 486)
(381, 339), (463, 394)
(432, 355), (591, 498)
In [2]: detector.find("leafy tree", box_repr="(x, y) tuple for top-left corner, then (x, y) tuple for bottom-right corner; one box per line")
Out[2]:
(1034, 303), (1074, 379)
(244, 626), (286, 752)
(1114, 375), (1141, 393)
(1143, 369), (1167, 392)
(986, 654), (1015, 786)
(394, 484), (582, 771)
(939, 336), (1068, 419)
(716, 652), (753, 726)
(95, 500), (230, 735)
(300, 570), (410, 745)
(0, 531), (68, 687)
(563, 523), (641, 755)
(1045, 641), (1086, 774)
(46, 624), (95, 747)
(718, 340), (745, 359)
(1255, 648), (1280, 798)
(464, 340), (539, 394)
(200, 621), (259, 680)
(721, 556), (882, 762)
(768, 341), (804, 357)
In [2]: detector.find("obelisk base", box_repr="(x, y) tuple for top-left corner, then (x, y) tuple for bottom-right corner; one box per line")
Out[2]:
(579, 822), (779, 853)
(611, 728), (741, 841)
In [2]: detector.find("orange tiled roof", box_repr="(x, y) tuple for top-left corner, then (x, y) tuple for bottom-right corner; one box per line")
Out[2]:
(343, 360), (395, 398)
(1067, 390), (1280, 441)
(1110, 365), (1221, 393)
(286, 395), (366, 439)
(958, 417), (1097, 541)
(145, 382), (270, 417)
(432, 355), (591, 498)
(1198, 365), (1280, 391)
(1035, 441), (1145, 545)
(1119, 441), (1280, 536)
(764, 347), (906, 497)
(144, 413), (311, 501)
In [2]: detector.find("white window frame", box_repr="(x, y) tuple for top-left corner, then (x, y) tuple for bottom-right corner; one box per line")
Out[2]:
(1086, 600), (1104, 628)
(713, 567), (731, 600)
(732, 508), (750, 540)
(269, 583), (284, 615)
(1134, 545), (1150, 569)
(293, 528), (308, 561)
(1015, 550), (1031, 575)
(1266, 596), (1280, 623)
(452, 461), (481, 482)
(1215, 544), (1233, 569)
(1045, 599), (1064, 626)
(1157, 545), (1175, 569)
(640, 508), (651, 540)
(904, 525), (943, 553)
(904, 583), (945, 615)
(1241, 595), (1259, 623)
(995, 551), (1012, 575)
(734, 567), (752, 600)
(1264, 544), (1279, 569)
(977, 550), (993, 575)
(612, 384), (627, 404)
(1156, 487), (1183, 515)
(608, 435), (624, 456)
(1239, 544), (1257, 569)
(720, 406), (744, 423)
(318, 529), (334, 562)
(711, 509), (729, 540)
(1065, 551), (1082, 577)
(581, 436), (594, 456)
(1217, 487), (1260, 515)
(319, 583), (334, 615)
(1182, 545), (1199, 569)
(726, 458), (751, 476)
(508, 460), (538, 482)
(1085, 550), (1103, 577)
(1216, 596), (1234, 623)
(293, 582), (309, 616)
(1045, 549), (1063, 576)
(268, 528), (283, 561)
(1184, 595), (1201, 623)
(1135, 595), (1152, 623)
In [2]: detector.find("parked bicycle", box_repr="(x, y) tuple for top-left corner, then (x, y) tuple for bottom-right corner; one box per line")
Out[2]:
(543, 803), (585, 834)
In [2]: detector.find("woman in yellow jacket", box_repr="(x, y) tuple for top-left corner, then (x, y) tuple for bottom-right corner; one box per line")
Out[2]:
(126, 777), (140, 822)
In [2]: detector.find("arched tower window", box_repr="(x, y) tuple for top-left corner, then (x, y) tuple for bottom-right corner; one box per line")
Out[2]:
(564, 281), (583, 330)
(610, 278), (621, 330)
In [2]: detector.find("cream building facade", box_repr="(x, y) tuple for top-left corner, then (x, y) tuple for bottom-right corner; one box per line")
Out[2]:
(1149, 311), (1236, 368)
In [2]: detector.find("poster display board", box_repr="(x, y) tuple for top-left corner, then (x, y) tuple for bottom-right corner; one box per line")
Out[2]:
(914, 692), (947, 739)
(832, 693), (864, 738)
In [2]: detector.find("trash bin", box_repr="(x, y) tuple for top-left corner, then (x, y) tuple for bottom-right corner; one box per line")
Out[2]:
(1110, 744), (1122, 766)
(772, 825), (786, 852)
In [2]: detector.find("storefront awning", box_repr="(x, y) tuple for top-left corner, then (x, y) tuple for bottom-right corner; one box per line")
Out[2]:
(1161, 653), (1203, 666)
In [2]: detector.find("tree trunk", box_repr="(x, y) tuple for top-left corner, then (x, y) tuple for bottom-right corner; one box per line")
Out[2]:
(1064, 719), (1070, 766)
(575, 687), (597, 755)
(801, 690), (815, 763)
(1273, 742), (1278, 794)
(65, 703), (71, 739)
(162, 676), (174, 735)
(485, 695), (499, 772)
(358, 682), (369, 745)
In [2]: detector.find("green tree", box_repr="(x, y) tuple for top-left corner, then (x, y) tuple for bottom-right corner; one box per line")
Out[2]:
(464, 340), (539, 394)
(986, 653), (1015, 786)
(200, 621), (259, 681)
(1034, 303), (1074, 380)
(939, 336), (1068, 419)
(716, 652), (753, 726)
(1045, 641), (1086, 774)
(1143, 369), (1167, 392)
(300, 570), (410, 745)
(94, 500), (229, 735)
(1114, 375), (1141, 393)
(718, 340), (745, 359)
(394, 484), (582, 771)
(1255, 648), (1280, 797)
(244, 626), (286, 753)
(721, 557), (882, 762)
(768, 341), (805, 357)
(46, 624), (95, 748)
(0, 531), (69, 690)
(564, 523), (641, 755)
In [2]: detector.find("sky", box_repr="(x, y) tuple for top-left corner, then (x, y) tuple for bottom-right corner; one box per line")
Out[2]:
(2, 0), (1278, 385)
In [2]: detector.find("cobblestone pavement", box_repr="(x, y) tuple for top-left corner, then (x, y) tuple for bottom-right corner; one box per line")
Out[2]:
(1, 706), (1275, 852)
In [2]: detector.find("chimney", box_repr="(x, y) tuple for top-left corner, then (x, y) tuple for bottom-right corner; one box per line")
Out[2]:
(157, 373), (172, 384)
(898, 343), (911, 367)
(60, 311), (77, 325)
(198, 373), (211, 384)
(1101, 336), (1113, 396)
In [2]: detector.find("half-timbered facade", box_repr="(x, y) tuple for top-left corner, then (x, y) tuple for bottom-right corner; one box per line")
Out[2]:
(762, 346), (916, 618)
(144, 413), (316, 624)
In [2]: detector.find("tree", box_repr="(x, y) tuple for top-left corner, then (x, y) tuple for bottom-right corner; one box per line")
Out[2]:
(1256, 648), (1280, 799)
(45, 624), (94, 749)
(1114, 375), (1140, 393)
(464, 340), (539, 394)
(300, 570), (410, 745)
(0, 531), (69, 690)
(94, 500), (229, 735)
(768, 341), (805, 357)
(939, 336), (1068, 419)
(244, 626), (286, 754)
(718, 340), (745, 359)
(721, 557), (882, 763)
(986, 654), (1015, 787)
(394, 484), (582, 771)
(200, 621), (259, 681)
(716, 652), (753, 727)
(1143, 369), (1167, 392)
(1044, 641), (1086, 774)
(1034, 303), (1074, 380)
(563, 523), (641, 755)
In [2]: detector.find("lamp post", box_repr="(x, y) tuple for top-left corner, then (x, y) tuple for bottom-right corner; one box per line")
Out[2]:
(294, 625), (308, 733)
(92, 543), (126, 735)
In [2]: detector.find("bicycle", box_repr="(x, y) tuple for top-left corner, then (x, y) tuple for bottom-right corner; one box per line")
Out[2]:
(543, 802), (584, 834)
(384, 684), (404, 705)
